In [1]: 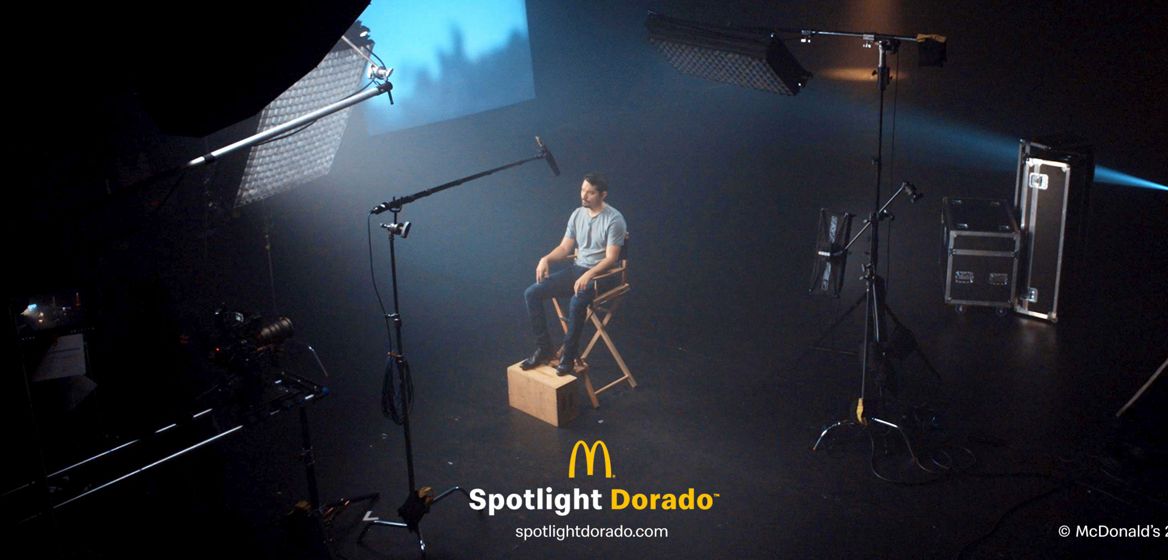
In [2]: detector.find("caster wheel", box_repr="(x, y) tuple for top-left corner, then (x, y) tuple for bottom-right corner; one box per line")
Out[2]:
(995, 307), (1008, 317)
(954, 304), (966, 314)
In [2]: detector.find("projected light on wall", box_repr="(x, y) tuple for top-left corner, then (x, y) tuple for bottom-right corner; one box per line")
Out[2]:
(1094, 167), (1167, 192)
(359, 0), (535, 135)
(885, 110), (1166, 193)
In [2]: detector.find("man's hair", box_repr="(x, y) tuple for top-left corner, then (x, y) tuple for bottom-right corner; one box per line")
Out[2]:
(582, 173), (609, 193)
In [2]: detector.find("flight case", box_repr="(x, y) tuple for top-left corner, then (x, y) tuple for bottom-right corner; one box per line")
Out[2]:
(942, 197), (1020, 313)
(1013, 137), (1094, 322)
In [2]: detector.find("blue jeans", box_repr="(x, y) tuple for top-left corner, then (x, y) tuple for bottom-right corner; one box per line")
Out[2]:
(524, 265), (596, 363)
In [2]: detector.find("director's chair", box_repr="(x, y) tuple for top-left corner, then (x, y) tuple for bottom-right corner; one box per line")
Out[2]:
(552, 234), (637, 408)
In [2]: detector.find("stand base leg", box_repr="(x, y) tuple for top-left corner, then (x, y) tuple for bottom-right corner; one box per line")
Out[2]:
(812, 419), (855, 451)
(811, 415), (918, 464)
(357, 485), (471, 555)
(358, 515), (425, 553)
(321, 492), (380, 524)
(867, 416), (919, 464)
(431, 486), (471, 504)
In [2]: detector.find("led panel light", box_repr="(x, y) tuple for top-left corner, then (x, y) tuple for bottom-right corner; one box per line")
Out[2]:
(646, 12), (811, 96)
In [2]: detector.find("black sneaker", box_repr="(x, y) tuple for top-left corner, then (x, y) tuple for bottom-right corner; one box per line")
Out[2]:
(520, 347), (554, 370)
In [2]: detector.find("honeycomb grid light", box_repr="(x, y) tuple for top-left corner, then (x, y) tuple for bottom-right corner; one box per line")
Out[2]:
(236, 37), (372, 208)
(646, 12), (811, 96)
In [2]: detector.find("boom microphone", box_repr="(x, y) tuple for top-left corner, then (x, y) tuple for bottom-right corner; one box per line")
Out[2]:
(535, 136), (561, 177)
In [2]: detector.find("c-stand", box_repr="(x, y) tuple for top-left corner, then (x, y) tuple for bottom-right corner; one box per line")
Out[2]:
(800, 34), (937, 455)
(810, 183), (928, 454)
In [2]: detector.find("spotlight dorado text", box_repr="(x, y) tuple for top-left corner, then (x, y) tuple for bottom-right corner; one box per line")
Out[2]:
(467, 487), (720, 517)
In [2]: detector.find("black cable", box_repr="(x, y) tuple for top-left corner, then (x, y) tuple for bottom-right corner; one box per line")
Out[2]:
(866, 430), (1080, 491)
(960, 473), (1132, 555)
(201, 159), (213, 266)
(255, 120), (318, 147)
(367, 214), (395, 343)
(862, 427), (1143, 555)
(953, 455), (1163, 559)
(926, 448), (957, 472)
(80, 163), (195, 264)
(868, 429), (939, 485)
(133, 134), (216, 224)
(886, 218), (893, 297)
(263, 203), (279, 316)
(142, 168), (189, 221)
(866, 427), (981, 485)
(367, 215), (413, 423)
(380, 353), (414, 425)
(1073, 479), (1139, 508)
(859, 401), (1053, 485)
(370, 50), (387, 71)
(955, 481), (1071, 560)
(884, 49), (901, 290)
(856, 399), (1166, 554)
(917, 444), (977, 475)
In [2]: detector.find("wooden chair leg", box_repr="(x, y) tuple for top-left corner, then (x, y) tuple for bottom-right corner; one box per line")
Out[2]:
(581, 370), (601, 408)
(551, 299), (568, 334)
(589, 312), (637, 390)
(552, 296), (634, 407)
(581, 299), (622, 360)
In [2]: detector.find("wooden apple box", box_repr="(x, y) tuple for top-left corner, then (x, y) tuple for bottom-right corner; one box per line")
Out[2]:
(506, 362), (580, 427)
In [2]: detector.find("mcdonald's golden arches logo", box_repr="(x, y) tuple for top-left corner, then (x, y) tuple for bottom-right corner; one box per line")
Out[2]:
(568, 440), (614, 479)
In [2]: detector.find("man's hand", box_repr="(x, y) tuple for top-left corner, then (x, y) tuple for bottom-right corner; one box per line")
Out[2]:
(573, 272), (593, 294)
(536, 237), (575, 282)
(536, 257), (550, 282)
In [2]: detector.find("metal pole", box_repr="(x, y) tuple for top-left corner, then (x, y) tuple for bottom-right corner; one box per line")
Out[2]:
(186, 82), (393, 168)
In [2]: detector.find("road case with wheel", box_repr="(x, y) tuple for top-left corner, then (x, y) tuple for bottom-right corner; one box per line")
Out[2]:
(942, 197), (1020, 313)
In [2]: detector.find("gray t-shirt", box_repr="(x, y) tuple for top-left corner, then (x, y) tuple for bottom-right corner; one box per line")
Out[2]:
(566, 204), (627, 268)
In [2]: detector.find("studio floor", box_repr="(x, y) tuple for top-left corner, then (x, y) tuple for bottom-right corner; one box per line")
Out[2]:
(17, 243), (1166, 559)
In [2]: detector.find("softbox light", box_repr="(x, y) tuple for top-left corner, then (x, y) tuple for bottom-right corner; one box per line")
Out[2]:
(646, 12), (812, 95)
(131, 1), (371, 137)
(234, 25), (373, 208)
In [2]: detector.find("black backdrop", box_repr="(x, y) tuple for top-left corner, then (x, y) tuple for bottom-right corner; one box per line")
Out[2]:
(6, 1), (1166, 554)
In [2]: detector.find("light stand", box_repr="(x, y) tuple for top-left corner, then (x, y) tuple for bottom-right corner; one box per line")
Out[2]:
(801, 32), (936, 455)
(806, 184), (938, 366)
(358, 138), (559, 554)
(811, 182), (928, 453)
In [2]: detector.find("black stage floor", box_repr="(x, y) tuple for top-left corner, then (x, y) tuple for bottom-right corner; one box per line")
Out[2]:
(16, 192), (1166, 559)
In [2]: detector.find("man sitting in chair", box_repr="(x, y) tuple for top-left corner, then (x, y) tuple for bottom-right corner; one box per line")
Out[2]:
(522, 173), (627, 376)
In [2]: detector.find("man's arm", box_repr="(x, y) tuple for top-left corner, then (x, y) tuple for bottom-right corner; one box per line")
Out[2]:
(572, 244), (621, 293)
(536, 236), (576, 282)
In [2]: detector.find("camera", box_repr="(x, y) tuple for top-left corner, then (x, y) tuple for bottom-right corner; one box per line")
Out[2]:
(211, 308), (294, 368)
